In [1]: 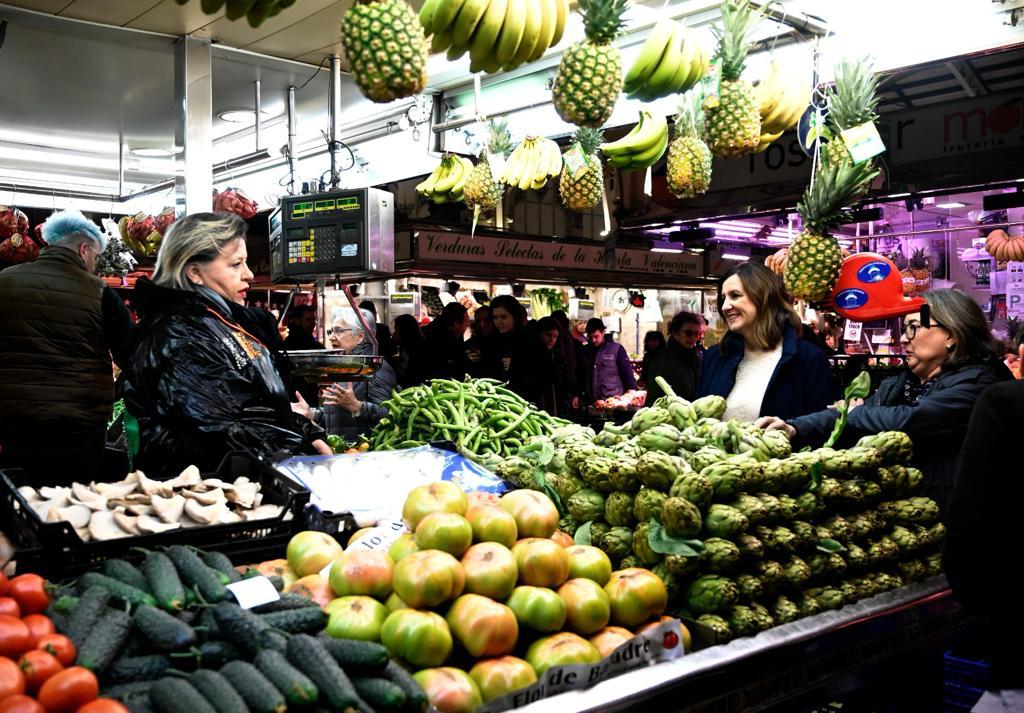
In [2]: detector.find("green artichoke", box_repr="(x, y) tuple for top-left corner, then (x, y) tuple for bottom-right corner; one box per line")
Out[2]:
(652, 562), (683, 603)
(795, 492), (825, 520)
(838, 580), (859, 604)
(735, 456), (766, 491)
(661, 496), (703, 538)
(866, 536), (900, 566)
(875, 465), (905, 498)
(568, 488), (606, 522)
(637, 424), (685, 455)
(878, 497), (940, 525)
(566, 443), (606, 472)
(693, 394), (727, 420)
(735, 534), (765, 562)
(896, 558), (927, 583)
(598, 526), (635, 559)
(756, 560), (786, 590)
(771, 595), (801, 624)
(757, 525), (797, 555)
(552, 424), (596, 445)
(631, 521), (662, 566)
(699, 461), (747, 500)
(549, 472), (587, 503)
(754, 493), (783, 523)
(619, 554), (643, 570)
(578, 455), (615, 492)
(729, 494), (769, 525)
(703, 504), (749, 538)
(819, 477), (843, 505)
(855, 431), (913, 465)
(844, 445), (882, 473)
(839, 479), (866, 506)
(589, 520), (610, 540)
(843, 542), (868, 570)
(702, 537), (741, 573)
(495, 456), (534, 488)
(604, 491), (637, 527)
(669, 473), (714, 509)
(846, 576), (876, 600)
(872, 572), (905, 591)
(634, 487), (668, 523)
(696, 613), (732, 643)
(637, 450), (686, 491)
(918, 522), (946, 552)
(805, 586), (845, 611)
(790, 521), (817, 549)
(724, 604), (762, 637)
(558, 515), (581, 534)
(761, 429), (793, 459)
(656, 397), (698, 430)
(859, 480), (883, 504)
(759, 460), (786, 494)
(689, 445), (729, 473)
(610, 438), (644, 459)
(750, 602), (775, 630)
(664, 553), (701, 578)
(778, 456), (813, 492)
(547, 448), (569, 475)
(906, 467), (924, 494)
(845, 514), (875, 542)
(594, 428), (627, 447)
(608, 457), (642, 492)
(796, 593), (821, 617)
(629, 406), (673, 434)
(736, 574), (764, 601)
(888, 525), (920, 554)
(807, 552), (847, 580)
(924, 551), (943, 578)
(781, 556), (812, 588)
(820, 515), (853, 543)
(685, 574), (739, 615)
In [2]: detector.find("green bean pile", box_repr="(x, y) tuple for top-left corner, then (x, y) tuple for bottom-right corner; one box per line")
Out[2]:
(370, 378), (569, 457)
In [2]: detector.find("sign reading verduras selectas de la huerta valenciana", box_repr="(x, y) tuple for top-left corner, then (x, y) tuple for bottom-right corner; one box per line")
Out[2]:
(414, 230), (703, 277)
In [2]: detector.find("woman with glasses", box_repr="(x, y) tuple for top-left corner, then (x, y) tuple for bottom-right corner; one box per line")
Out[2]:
(125, 213), (331, 477)
(645, 313), (704, 405)
(698, 263), (835, 422)
(759, 288), (1012, 509)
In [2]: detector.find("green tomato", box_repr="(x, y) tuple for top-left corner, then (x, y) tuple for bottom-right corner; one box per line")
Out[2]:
(325, 595), (389, 642)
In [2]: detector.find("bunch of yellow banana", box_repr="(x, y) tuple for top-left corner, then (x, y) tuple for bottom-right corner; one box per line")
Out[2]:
(624, 19), (708, 101)
(416, 154), (476, 203)
(420, 0), (570, 74)
(756, 60), (811, 134)
(500, 136), (563, 190)
(599, 111), (669, 170)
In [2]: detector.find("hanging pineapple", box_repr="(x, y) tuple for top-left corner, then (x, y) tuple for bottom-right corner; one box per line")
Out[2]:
(341, 0), (429, 103)
(551, 0), (629, 128)
(559, 127), (605, 211)
(667, 91), (712, 198)
(909, 247), (931, 294)
(703, 0), (761, 158)
(784, 159), (880, 302)
(821, 58), (881, 177)
(464, 119), (514, 213)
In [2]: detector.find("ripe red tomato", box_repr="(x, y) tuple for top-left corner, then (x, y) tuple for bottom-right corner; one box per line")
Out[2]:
(0, 570), (9, 596)
(6, 575), (50, 616)
(19, 650), (63, 692)
(36, 635), (76, 667)
(37, 667), (99, 713)
(0, 597), (20, 618)
(0, 695), (44, 713)
(0, 615), (33, 658)
(76, 701), (130, 713)
(22, 615), (55, 646)
(0, 656), (26, 700)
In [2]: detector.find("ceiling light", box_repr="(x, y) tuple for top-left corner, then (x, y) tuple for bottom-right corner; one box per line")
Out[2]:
(721, 244), (751, 261)
(935, 201), (966, 209)
(650, 239), (685, 253)
(218, 110), (273, 125)
(129, 147), (178, 157)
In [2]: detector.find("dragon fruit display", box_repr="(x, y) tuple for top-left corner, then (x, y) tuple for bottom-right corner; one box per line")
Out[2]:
(119, 209), (175, 257)
(213, 188), (259, 220)
(0, 207), (30, 240)
(0, 233), (40, 264)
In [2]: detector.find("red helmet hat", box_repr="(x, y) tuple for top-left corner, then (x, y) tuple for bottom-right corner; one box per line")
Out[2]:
(824, 252), (926, 321)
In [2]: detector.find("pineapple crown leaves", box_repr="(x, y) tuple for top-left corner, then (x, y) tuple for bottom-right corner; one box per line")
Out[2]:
(797, 159), (879, 235)
(673, 89), (705, 138)
(486, 118), (515, 159)
(826, 57), (881, 132)
(710, 0), (761, 81)
(573, 126), (604, 155)
(578, 0), (629, 45)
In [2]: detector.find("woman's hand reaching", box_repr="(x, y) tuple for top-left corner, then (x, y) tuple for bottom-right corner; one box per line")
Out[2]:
(755, 416), (796, 439)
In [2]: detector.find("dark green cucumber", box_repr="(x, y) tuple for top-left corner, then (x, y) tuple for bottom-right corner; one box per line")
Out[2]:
(220, 661), (287, 713)
(165, 545), (228, 602)
(255, 649), (319, 706)
(133, 605), (198, 651)
(286, 635), (365, 711)
(382, 659), (429, 710)
(143, 551), (187, 612)
(251, 593), (319, 614)
(103, 680), (158, 701)
(190, 669), (251, 713)
(197, 608), (220, 641)
(258, 606), (327, 634)
(107, 655), (172, 684)
(198, 550), (242, 583)
(117, 632), (149, 659)
(195, 640), (242, 669)
(260, 630), (288, 653)
(77, 609), (132, 673)
(353, 677), (407, 712)
(176, 609), (198, 626)
(79, 572), (158, 608)
(317, 633), (390, 674)
(212, 602), (268, 657)
(65, 587), (112, 647)
(102, 559), (151, 592)
(149, 677), (217, 713)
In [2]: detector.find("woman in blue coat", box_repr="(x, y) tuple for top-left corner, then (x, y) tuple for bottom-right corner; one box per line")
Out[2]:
(698, 262), (835, 421)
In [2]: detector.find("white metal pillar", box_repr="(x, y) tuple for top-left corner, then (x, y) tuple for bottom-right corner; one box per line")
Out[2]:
(174, 35), (213, 215)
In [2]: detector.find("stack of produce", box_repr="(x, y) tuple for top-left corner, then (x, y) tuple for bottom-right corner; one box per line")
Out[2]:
(495, 377), (944, 644)
(369, 378), (570, 462)
(416, 154), (476, 203)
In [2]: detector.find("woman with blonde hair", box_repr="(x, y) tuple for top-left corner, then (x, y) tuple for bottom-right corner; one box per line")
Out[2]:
(698, 262), (835, 421)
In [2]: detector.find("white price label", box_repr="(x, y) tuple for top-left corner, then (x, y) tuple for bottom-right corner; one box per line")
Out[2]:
(347, 520), (409, 552)
(226, 576), (281, 610)
(843, 321), (863, 341)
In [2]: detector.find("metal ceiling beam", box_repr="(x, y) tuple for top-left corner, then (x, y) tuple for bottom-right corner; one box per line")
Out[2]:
(945, 59), (989, 97)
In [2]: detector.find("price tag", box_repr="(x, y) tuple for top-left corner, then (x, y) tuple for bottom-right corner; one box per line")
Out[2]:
(561, 143), (589, 180)
(346, 520), (409, 552)
(871, 330), (892, 344)
(840, 121), (886, 164)
(702, 58), (721, 107)
(226, 576), (280, 610)
(843, 320), (863, 341)
(487, 152), (506, 178)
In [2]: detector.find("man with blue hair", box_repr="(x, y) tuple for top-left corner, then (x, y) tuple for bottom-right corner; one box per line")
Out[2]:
(0, 209), (134, 484)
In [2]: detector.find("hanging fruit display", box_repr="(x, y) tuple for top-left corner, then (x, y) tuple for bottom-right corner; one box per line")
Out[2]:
(119, 209), (175, 258)
(551, 0), (629, 128)
(666, 91), (712, 199)
(985, 229), (1024, 263)
(464, 119), (515, 231)
(213, 189), (259, 220)
(623, 19), (708, 102)
(754, 60), (811, 147)
(0, 207), (37, 264)
(765, 247), (788, 276)
(0, 206), (30, 240)
(820, 58), (880, 188)
(500, 137), (563, 190)
(600, 111), (669, 171)
(559, 127), (605, 212)
(341, 0), (429, 103)
(417, 154), (476, 203)
(703, 0), (762, 158)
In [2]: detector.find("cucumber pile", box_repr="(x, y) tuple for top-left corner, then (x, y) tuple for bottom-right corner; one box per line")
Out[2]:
(48, 546), (427, 713)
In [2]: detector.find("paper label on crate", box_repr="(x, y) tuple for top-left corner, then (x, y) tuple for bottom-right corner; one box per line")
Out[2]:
(226, 576), (280, 610)
(841, 121), (886, 164)
(562, 143), (589, 180)
(346, 519), (409, 552)
(475, 618), (685, 713)
(843, 320), (863, 341)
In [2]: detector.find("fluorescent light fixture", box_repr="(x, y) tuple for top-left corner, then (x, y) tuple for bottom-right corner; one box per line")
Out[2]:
(713, 229), (754, 238)
(218, 110), (274, 125)
(935, 201), (966, 209)
(129, 147), (179, 157)
(650, 239), (685, 253)
(721, 244), (751, 261)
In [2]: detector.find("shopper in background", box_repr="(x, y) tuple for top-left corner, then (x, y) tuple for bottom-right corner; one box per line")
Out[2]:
(582, 317), (637, 403)
(699, 262), (834, 422)
(0, 209), (134, 484)
(487, 295), (546, 398)
(551, 310), (582, 411)
(944, 380), (1024, 713)
(639, 330), (666, 389)
(406, 302), (471, 385)
(759, 288), (1011, 509)
(284, 304), (323, 351)
(466, 305), (496, 377)
(533, 316), (573, 416)
(391, 313), (424, 387)
(646, 312), (705, 405)
(126, 212), (330, 476)
(359, 300), (395, 360)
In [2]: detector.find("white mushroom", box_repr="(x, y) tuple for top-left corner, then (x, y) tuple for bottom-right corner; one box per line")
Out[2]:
(200, 478), (235, 492)
(184, 499), (228, 525)
(89, 511), (130, 541)
(137, 514), (181, 534)
(75, 527), (93, 542)
(30, 499), (59, 521)
(217, 510), (243, 524)
(113, 510), (141, 535)
(17, 486), (39, 502)
(150, 494), (186, 524)
(179, 516), (203, 528)
(167, 465), (202, 489)
(245, 504), (283, 521)
(226, 482), (259, 509)
(128, 470), (174, 498)
(70, 484), (108, 511)
(39, 486), (71, 504)
(126, 504), (153, 516)
(93, 481), (138, 500)
(125, 494), (152, 504)
(48, 504), (92, 528)
(182, 488), (225, 506)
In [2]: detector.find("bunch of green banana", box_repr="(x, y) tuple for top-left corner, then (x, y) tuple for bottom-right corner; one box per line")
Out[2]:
(420, 0), (569, 73)
(416, 154), (475, 202)
(500, 136), (563, 190)
(752, 60), (811, 151)
(178, 0), (296, 27)
(600, 111), (669, 170)
(624, 19), (708, 101)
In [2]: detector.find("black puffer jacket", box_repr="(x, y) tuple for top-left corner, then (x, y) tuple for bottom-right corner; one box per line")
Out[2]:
(125, 278), (323, 477)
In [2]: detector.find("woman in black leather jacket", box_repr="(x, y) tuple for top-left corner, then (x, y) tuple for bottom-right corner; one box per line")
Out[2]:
(125, 213), (329, 476)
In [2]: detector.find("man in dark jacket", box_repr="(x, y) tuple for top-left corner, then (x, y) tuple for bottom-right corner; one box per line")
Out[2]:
(645, 312), (704, 404)
(0, 210), (134, 484)
(582, 318), (637, 402)
(406, 303), (471, 385)
(944, 380), (1024, 711)
(284, 304), (323, 351)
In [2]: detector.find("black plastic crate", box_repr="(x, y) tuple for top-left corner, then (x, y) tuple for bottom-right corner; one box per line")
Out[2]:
(1, 451), (310, 580)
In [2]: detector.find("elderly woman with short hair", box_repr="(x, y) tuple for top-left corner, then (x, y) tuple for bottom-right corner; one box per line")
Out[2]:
(126, 212), (330, 476)
(758, 288), (1013, 508)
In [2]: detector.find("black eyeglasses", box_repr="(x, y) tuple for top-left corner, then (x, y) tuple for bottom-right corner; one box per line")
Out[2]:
(327, 327), (355, 336)
(902, 305), (945, 340)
